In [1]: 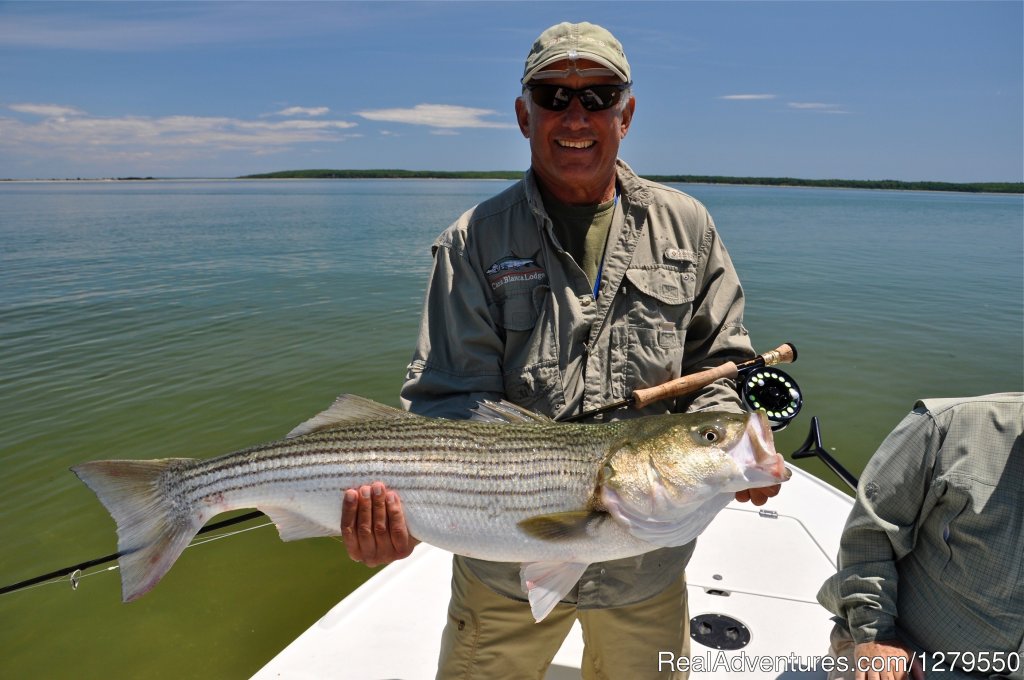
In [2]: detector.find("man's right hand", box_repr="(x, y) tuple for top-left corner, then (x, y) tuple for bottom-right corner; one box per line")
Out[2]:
(340, 482), (419, 567)
(854, 640), (924, 680)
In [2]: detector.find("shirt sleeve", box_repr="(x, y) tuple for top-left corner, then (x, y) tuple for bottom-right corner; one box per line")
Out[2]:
(679, 216), (754, 414)
(399, 232), (506, 420)
(816, 407), (943, 643)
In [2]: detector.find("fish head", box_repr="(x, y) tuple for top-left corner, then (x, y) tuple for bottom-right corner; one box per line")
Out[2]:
(597, 411), (790, 543)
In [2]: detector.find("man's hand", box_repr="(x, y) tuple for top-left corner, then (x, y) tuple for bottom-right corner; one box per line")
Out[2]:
(341, 482), (419, 567)
(734, 483), (781, 506)
(854, 640), (924, 680)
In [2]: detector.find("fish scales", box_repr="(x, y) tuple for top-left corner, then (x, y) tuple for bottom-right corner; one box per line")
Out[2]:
(176, 421), (612, 537)
(181, 420), (608, 500)
(174, 418), (626, 569)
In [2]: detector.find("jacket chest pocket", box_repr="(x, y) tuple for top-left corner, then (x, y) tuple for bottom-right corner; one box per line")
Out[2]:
(617, 266), (696, 390)
(497, 285), (566, 414)
(623, 266), (697, 307)
(496, 288), (542, 332)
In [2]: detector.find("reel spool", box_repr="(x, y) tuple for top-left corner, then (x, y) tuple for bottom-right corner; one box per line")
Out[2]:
(739, 366), (802, 431)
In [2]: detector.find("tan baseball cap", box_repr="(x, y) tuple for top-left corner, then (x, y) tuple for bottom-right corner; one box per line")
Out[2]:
(522, 22), (631, 84)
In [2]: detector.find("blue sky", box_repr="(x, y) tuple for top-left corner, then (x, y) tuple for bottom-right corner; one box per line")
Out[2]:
(1, 1), (1021, 181)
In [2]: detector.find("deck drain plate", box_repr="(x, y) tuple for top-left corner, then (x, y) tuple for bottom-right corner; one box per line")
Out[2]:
(690, 614), (750, 650)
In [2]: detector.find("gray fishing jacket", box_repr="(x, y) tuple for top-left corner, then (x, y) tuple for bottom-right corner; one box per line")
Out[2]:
(817, 393), (1024, 671)
(401, 159), (755, 609)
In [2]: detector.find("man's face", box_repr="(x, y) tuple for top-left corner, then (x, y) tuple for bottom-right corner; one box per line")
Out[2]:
(515, 60), (635, 205)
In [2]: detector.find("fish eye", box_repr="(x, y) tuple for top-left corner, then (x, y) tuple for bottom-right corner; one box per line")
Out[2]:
(695, 425), (725, 444)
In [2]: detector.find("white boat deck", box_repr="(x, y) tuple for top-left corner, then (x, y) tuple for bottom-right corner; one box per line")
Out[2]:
(254, 466), (853, 679)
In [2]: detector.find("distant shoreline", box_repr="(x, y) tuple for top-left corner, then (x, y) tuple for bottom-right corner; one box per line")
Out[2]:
(3, 171), (1022, 194)
(237, 170), (1024, 194)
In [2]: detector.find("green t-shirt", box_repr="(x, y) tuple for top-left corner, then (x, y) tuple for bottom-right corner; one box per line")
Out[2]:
(544, 195), (616, 287)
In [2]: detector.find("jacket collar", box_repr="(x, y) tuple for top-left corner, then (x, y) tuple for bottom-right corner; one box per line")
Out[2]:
(524, 158), (652, 220)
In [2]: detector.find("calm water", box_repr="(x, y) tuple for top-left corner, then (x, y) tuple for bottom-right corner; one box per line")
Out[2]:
(1, 180), (1021, 678)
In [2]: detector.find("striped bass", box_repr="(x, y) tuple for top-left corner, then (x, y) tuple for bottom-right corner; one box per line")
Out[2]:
(71, 394), (790, 622)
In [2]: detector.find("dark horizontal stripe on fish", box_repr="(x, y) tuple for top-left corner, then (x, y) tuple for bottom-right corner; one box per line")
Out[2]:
(183, 446), (599, 483)
(208, 481), (590, 509)
(178, 441), (604, 496)
(394, 493), (589, 514)
(189, 431), (602, 469)
(185, 464), (600, 501)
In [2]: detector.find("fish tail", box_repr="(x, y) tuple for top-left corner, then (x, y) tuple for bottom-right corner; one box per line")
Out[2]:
(71, 458), (204, 603)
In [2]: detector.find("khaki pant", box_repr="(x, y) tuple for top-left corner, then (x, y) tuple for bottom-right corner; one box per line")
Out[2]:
(436, 557), (691, 680)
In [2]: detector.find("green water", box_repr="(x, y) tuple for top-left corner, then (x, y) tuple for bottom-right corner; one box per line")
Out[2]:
(1, 180), (1020, 678)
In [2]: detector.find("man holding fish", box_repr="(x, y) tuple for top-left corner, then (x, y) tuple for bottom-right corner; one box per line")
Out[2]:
(342, 21), (780, 679)
(70, 20), (788, 678)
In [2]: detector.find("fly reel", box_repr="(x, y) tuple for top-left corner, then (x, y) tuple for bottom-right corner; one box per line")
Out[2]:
(738, 366), (802, 431)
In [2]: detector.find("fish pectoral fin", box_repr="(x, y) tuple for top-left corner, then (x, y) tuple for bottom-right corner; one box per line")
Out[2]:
(520, 561), (589, 623)
(472, 400), (554, 424)
(287, 394), (416, 439)
(517, 510), (608, 541)
(263, 500), (342, 541)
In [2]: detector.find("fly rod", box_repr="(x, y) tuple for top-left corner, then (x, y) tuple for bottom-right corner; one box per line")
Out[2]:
(0, 510), (265, 597)
(561, 342), (798, 424)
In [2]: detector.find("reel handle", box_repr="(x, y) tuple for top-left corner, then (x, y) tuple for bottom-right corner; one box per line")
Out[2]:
(739, 365), (803, 430)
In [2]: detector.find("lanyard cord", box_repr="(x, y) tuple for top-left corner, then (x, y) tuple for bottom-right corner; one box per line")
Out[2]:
(592, 189), (618, 298)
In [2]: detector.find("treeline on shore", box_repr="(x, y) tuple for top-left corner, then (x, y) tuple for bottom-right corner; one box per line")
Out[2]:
(646, 175), (1023, 194)
(238, 169), (1023, 194)
(240, 169), (521, 181)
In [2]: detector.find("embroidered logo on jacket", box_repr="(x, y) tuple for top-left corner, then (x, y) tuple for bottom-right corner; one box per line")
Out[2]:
(485, 255), (546, 291)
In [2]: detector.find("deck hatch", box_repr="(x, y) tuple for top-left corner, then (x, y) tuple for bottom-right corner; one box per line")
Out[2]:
(689, 613), (750, 650)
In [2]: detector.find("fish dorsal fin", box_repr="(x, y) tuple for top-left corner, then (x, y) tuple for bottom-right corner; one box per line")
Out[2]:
(473, 400), (553, 424)
(286, 394), (416, 439)
(517, 510), (608, 541)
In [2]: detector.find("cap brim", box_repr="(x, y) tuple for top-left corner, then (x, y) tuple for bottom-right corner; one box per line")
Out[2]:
(522, 53), (629, 84)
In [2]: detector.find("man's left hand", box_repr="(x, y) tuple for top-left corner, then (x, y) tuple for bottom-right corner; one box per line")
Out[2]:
(734, 484), (781, 506)
(340, 481), (419, 567)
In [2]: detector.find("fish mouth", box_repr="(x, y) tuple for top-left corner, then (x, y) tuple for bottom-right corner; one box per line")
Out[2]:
(744, 412), (791, 482)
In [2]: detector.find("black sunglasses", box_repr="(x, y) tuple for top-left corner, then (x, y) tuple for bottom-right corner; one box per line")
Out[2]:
(525, 83), (631, 112)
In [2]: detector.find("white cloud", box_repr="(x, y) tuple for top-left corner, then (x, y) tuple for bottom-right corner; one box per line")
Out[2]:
(0, 4), (365, 52)
(0, 104), (360, 160)
(9, 103), (87, 117)
(788, 102), (849, 114)
(273, 106), (330, 117)
(719, 94), (776, 101)
(355, 104), (514, 129)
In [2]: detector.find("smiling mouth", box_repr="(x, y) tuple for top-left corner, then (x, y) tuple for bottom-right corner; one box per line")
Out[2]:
(557, 140), (594, 149)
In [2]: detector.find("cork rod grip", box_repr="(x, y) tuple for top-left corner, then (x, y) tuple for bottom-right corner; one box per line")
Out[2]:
(631, 362), (739, 409)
